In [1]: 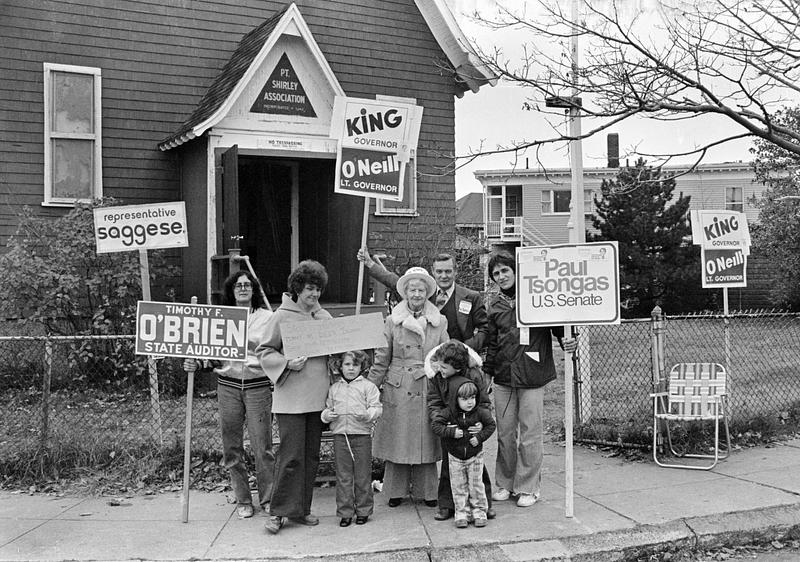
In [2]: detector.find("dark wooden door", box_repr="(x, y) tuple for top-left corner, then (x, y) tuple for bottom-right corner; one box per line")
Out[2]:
(221, 145), (240, 253)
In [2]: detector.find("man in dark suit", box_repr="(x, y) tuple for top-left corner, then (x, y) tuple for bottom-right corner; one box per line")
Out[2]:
(357, 246), (493, 520)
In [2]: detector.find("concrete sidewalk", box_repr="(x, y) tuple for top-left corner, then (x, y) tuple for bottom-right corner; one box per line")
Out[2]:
(2, 439), (800, 562)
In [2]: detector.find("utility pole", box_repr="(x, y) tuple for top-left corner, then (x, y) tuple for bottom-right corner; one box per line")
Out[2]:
(545, 0), (585, 519)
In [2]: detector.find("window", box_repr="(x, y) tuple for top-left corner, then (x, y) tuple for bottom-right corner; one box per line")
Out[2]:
(43, 63), (102, 206)
(376, 156), (417, 216)
(725, 186), (743, 213)
(542, 189), (593, 215)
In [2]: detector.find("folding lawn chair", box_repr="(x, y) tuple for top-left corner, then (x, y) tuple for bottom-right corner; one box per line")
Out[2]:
(651, 362), (731, 470)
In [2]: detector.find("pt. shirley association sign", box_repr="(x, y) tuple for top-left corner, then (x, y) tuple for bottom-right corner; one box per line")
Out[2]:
(329, 96), (422, 201)
(690, 210), (751, 288)
(516, 243), (620, 327)
(250, 53), (316, 117)
(93, 202), (188, 253)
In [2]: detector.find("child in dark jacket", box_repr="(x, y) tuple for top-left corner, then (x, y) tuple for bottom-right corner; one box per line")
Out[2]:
(430, 379), (496, 528)
(426, 339), (495, 521)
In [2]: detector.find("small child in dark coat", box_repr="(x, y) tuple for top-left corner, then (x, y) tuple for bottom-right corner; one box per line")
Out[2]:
(430, 378), (496, 528)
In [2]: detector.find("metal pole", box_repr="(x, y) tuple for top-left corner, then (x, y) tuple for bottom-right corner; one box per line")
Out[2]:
(723, 288), (730, 370)
(562, 0), (585, 520)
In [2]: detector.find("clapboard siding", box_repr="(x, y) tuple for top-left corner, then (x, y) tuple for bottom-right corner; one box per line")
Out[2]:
(2, 0), (463, 300)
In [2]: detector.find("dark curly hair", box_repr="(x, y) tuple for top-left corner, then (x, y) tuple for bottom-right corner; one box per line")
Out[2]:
(487, 250), (515, 278)
(222, 270), (267, 309)
(287, 259), (328, 295)
(430, 340), (469, 373)
(328, 350), (371, 379)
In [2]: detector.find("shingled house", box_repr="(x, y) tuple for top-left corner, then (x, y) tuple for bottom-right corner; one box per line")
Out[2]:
(2, 0), (495, 306)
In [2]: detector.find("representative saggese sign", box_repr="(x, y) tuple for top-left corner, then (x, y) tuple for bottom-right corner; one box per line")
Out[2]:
(516, 243), (620, 326)
(329, 96), (422, 201)
(93, 202), (188, 253)
(135, 301), (248, 361)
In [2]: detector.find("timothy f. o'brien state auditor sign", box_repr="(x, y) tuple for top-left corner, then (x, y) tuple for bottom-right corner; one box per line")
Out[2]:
(516, 243), (620, 327)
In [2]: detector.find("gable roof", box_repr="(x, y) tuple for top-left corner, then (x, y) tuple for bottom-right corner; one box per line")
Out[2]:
(456, 192), (483, 226)
(159, 3), (344, 150)
(414, 0), (497, 96)
(160, 1), (497, 150)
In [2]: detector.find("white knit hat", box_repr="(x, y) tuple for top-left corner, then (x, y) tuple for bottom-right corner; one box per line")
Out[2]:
(396, 266), (437, 299)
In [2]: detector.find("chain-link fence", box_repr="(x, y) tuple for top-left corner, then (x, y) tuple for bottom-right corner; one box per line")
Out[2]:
(2, 312), (799, 473)
(0, 335), (334, 476)
(574, 311), (800, 445)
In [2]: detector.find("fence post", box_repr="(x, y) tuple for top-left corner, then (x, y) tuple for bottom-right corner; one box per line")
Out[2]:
(574, 326), (592, 424)
(650, 306), (666, 452)
(41, 338), (53, 449)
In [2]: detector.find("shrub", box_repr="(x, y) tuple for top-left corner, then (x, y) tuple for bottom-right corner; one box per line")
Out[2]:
(0, 199), (180, 390)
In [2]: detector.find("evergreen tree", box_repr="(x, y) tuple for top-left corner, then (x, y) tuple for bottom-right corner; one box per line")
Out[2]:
(587, 159), (704, 317)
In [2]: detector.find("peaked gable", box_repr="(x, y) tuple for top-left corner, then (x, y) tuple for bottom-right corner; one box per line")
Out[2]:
(159, 3), (343, 150)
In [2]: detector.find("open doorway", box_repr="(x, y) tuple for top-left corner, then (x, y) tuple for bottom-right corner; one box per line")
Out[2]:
(231, 155), (362, 304)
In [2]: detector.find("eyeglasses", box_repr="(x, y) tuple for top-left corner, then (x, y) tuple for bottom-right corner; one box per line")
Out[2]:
(234, 282), (252, 289)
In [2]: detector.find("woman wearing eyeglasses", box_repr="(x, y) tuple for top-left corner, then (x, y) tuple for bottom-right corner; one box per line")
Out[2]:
(183, 270), (275, 519)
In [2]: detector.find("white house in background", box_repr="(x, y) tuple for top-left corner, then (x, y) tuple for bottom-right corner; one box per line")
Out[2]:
(473, 162), (760, 249)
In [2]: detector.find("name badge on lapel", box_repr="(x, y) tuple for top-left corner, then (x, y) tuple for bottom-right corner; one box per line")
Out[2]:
(458, 300), (472, 314)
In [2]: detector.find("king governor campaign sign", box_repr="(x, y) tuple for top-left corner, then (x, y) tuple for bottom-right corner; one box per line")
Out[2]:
(330, 96), (422, 201)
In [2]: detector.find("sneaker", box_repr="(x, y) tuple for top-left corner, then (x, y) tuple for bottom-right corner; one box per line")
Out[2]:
(491, 488), (511, 501)
(516, 493), (539, 507)
(486, 507), (497, 520)
(474, 517), (488, 527)
(339, 517), (352, 527)
(455, 518), (469, 528)
(265, 515), (284, 534)
(355, 515), (368, 525)
(236, 504), (254, 519)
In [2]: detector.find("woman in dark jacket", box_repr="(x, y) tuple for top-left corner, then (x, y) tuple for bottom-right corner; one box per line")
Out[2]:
(483, 250), (576, 508)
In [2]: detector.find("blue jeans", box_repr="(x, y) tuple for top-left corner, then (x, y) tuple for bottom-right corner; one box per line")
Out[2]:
(217, 383), (275, 508)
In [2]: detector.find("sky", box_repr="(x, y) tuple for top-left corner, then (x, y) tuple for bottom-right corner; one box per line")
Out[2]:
(446, 0), (754, 198)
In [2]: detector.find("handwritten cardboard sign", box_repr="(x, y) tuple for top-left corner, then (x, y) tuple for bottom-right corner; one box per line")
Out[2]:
(281, 312), (387, 359)
(135, 301), (248, 361)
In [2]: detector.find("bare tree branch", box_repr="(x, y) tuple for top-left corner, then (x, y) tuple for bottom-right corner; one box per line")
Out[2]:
(458, 0), (800, 165)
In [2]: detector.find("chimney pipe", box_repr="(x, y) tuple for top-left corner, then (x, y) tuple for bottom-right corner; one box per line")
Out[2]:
(607, 133), (619, 168)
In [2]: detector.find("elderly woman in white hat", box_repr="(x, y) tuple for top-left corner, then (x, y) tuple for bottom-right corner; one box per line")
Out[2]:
(368, 266), (450, 508)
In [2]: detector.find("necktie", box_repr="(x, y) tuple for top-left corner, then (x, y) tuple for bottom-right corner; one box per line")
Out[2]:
(435, 289), (448, 309)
